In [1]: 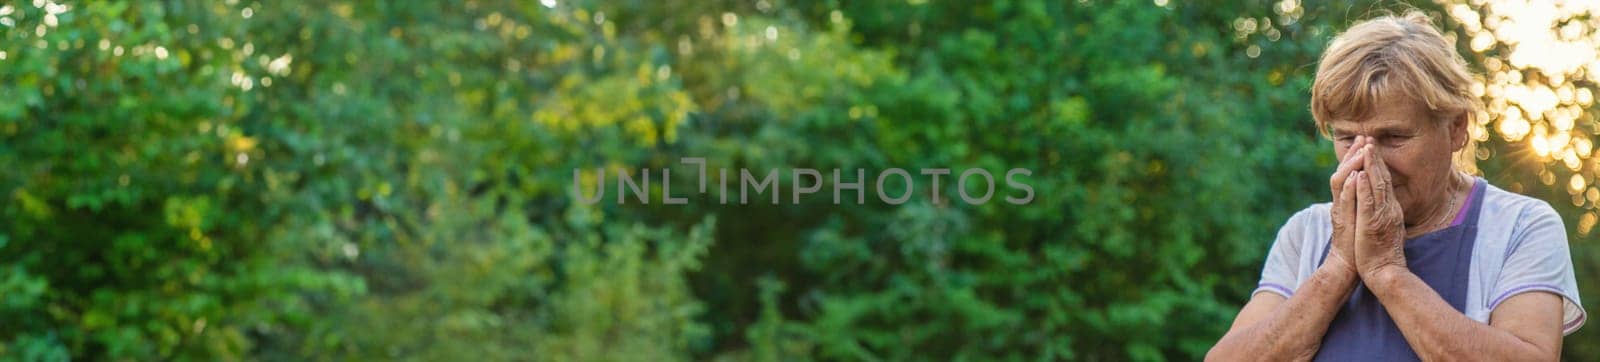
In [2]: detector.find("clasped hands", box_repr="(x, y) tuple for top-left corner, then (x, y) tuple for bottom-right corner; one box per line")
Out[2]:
(1326, 135), (1409, 283)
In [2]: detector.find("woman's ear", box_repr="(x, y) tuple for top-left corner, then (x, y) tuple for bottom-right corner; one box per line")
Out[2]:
(1450, 112), (1470, 151)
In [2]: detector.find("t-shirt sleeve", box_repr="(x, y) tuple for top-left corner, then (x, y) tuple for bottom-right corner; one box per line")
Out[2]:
(1488, 201), (1587, 335)
(1254, 210), (1309, 299)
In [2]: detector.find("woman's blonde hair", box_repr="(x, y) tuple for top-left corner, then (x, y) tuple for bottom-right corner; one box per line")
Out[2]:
(1310, 10), (1481, 168)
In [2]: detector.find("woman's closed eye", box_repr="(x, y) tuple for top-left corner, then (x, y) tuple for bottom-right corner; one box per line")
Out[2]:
(1377, 135), (1413, 146)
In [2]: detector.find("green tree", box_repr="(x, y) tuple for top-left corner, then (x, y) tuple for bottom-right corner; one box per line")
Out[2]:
(4, 1), (1594, 361)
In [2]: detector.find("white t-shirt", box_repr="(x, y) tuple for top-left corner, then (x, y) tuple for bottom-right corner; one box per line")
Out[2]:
(1254, 180), (1587, 335)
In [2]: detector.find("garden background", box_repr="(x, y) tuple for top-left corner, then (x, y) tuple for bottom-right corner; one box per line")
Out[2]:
(3, 0), (1599, 360)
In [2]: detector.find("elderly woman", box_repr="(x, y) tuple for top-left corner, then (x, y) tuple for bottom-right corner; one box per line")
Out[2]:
(1207, 12), (1586, 361)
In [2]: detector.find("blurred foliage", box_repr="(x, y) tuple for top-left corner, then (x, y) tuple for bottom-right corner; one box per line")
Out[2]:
(0, 0), (1593, 361)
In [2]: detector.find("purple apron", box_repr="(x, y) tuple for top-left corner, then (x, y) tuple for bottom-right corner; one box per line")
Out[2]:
(1312, 178), (1486, 361)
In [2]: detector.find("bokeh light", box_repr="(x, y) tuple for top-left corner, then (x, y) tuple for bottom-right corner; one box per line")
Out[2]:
(1446, 0), (1600, 231)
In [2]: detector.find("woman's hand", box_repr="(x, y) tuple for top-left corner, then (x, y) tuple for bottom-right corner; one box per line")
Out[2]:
(1326, 136), (1370, 275)
(1353, 144), (1408, 280)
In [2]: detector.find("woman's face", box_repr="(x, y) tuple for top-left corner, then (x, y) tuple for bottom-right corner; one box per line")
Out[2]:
(1327, 96), (1468, 226)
